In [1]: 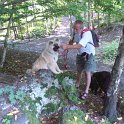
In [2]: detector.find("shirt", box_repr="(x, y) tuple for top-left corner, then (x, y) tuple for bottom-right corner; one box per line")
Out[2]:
(73, 30), (95, 55)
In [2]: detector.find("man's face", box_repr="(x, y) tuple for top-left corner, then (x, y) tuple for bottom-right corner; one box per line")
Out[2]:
(74, 23), (82, 33)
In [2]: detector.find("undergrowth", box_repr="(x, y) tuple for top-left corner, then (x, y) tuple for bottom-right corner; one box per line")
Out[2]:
(99, 39), (119, 65)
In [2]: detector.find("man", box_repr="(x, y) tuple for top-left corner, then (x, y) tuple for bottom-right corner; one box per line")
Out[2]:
(61, 20), (96, 99)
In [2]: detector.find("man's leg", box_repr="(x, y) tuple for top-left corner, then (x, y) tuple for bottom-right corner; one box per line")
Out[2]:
(84, 71), (91, 94)
(76, 54), (83, 87)
(81, 54), (96, 99)
(76, 71), (82, 87)
(80, 71), (91, 99)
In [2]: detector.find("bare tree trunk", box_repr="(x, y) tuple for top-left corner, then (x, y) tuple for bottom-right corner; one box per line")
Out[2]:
(107, 12), (111, 27)
(32, 0), (37, 26)
(0, 14), (12, 67)
(50, 18), (53, 30)
(91, 9), (94, 29)
(83, 11), (87, 27)
(69, 15), (73, 38)
(54, 17), (58, 29)
(18, 23), (24, 40)
(87, 0), (91, 28)
(12, 22), (17, 39)
(104, 26), (124, 122)
(26, 17), (29, 35)
(15, 26), (19, 39)
(52, 17), (55, 30)
(26, 16), (30, 41)
(97, 12), (100, 34)
(45, 18), (50, 35)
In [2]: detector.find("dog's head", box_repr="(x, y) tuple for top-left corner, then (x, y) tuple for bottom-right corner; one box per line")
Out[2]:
(47, 38), (60, 52)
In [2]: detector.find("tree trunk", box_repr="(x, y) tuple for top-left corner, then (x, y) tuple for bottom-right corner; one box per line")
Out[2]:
(50, 18), (53, 30)
(12, 22), (17, 39)
(83, 11), (87, 27)
(107, 12), (111, 27)
(32, 0), (37, 26)
(104, 26), (124, 122)
(0, 14), (12, 67)
(54, 17), (58, 29)
(87, 0), (91, 28)
(97, 12), (100, 34)
(26, 16), (30, 41)
(69, 15), (73, 38)
(91, 9), (94, 29)
(18, 23), (24, 40)
(45, 18), (50, 35)
(15, 26), (19, 39)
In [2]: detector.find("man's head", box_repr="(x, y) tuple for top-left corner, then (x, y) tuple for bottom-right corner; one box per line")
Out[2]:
(73, 20), (83, 33)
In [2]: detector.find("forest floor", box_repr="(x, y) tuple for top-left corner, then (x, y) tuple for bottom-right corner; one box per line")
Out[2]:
(0, 17), (124, 124)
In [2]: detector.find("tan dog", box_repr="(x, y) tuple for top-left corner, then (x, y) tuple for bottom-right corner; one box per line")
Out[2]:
(27, 39), (63, 74)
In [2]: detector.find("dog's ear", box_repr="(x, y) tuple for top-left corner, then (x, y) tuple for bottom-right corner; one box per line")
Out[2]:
(49, 41), (53, 45)
(54, 38), (61, 45)
(55, 38), (59, 41)
(53, 38), (60, 43)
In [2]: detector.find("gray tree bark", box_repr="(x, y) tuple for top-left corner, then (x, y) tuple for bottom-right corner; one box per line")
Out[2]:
(104, 26), (124, 122)
(97, 12), (100, 34)
(87, 0), (91, 28)
(69, 15), (73, 38)
(107, 12), (111, 27)
(0, 14), (12, 67)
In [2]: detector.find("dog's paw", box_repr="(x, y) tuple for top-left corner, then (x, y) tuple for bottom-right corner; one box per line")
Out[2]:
(32, 71), (36, 75)
(59, 70), (63, 73)
(26, 69), (36, 75)
(55, 70), (63, 74)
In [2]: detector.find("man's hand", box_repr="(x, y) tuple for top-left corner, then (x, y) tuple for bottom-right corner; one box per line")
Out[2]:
(68, 40), (74, 45)
(61, 44), (68, 50)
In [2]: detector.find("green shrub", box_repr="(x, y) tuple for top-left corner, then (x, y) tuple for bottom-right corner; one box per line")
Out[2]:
(30, 27), (46, 38)
(0, 86), (26, 104)
(21, 96), (41, 124)
(2, 115), (13, 124)
(63, 110), (111, 124)
(101, 39), (119, 64)
(56, 71), (76, 81)
(63, 110), (86, 124)
(0, 86), (40, 124)
(120, 99), (124, 109)
(119, 98), (124, 119)
(56, 74), (80, 104)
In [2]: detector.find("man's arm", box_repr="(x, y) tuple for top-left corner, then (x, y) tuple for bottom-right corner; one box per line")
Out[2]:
(61, 44), (83, 50)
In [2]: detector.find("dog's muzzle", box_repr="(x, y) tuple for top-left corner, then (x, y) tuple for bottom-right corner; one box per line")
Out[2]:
(53, 44), (60, 51)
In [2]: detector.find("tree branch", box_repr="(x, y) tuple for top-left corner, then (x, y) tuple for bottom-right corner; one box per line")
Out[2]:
(0, 0), (29, 7)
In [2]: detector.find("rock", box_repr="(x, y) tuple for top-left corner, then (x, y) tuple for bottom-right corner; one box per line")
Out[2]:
(0, 69), (79, 124)
(18, 69), (61, 116)
(11, 113), (29, 124)
(63, 105), (81, 113)
(0, 69), (61, 124)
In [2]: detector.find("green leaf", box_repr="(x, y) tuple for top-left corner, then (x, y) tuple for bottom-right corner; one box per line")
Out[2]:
(44, 86), (58, 98)
(44, 103), (59, 113)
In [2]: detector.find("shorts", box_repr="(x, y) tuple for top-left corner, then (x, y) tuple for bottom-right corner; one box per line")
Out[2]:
(76, 53), (96, 73)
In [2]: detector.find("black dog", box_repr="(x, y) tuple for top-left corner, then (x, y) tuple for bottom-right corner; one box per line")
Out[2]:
(90, 71), (111, 95)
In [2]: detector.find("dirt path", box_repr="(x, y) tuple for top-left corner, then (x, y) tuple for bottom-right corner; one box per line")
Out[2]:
(0, 17), (70, 53)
